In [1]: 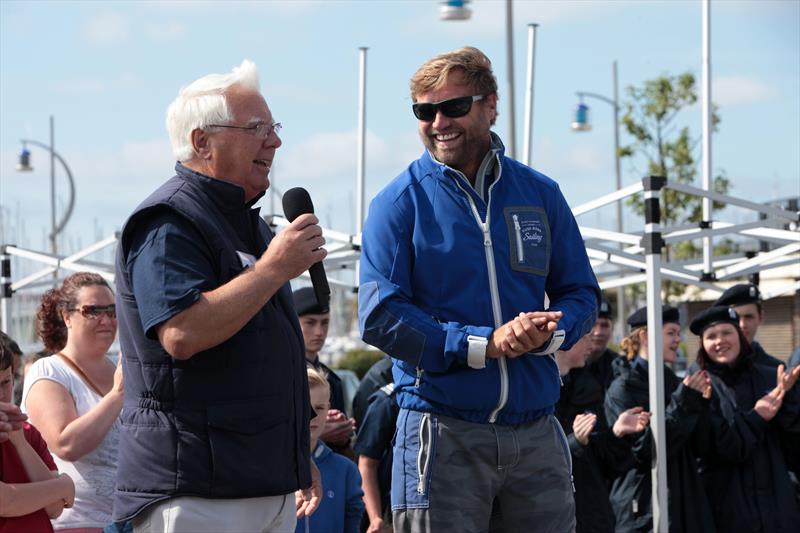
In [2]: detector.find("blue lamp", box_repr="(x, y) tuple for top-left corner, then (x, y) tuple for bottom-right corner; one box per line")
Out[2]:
(16, 145), (33, 171)
(572, 102), (591, 132)
(440, 0), (472, 20)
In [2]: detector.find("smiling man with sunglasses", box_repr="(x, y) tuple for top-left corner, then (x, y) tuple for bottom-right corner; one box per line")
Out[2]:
(358, 47), (600, 532)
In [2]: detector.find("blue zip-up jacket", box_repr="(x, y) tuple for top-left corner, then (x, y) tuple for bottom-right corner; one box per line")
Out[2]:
(359, 138), (599, 425)
(295, 442), (364, 533)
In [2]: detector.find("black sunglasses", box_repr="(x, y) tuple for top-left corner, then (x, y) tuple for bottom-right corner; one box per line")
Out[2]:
(412, 95), (484, 122)
(69, 304), (116, 320)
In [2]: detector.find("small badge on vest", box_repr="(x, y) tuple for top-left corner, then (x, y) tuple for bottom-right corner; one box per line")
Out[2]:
(236, 251), (257, 269)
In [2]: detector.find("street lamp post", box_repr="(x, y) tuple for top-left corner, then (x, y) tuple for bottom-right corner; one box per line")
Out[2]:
(16, 115), (76, 259)
(572, 61), (625, 332)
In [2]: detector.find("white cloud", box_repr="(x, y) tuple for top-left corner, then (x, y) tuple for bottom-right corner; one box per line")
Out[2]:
(147, 0), (316, 16)
(271, 128), (420, 232)
(52, 78), (107, 95)
(51, 72), (143, 96)
(83, 13), (129, 45)
(277, 129), (388, 186)
(714, 75), (775, 106)
(534, 136), (608, 179)
(144, 22), (187, 41)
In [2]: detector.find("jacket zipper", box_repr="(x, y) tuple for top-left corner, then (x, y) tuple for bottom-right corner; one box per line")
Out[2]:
(451, 159), (507, 423)
(417, 412), (432, 494)
(513, 214), (524, 262)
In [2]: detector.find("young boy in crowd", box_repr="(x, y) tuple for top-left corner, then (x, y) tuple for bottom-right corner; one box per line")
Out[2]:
(296, 367), (364, 533)
(0, 332), (22, 406)
(0, 333), (75, 531)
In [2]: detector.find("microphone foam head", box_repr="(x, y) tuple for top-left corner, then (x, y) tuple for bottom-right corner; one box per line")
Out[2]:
(282, 187), (314, 221)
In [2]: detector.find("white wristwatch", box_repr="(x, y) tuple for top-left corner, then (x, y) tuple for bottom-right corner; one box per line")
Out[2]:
(467, 335), (488, 369)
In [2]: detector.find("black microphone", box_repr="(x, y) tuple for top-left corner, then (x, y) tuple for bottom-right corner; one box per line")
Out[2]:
(282, 187), (330, 310)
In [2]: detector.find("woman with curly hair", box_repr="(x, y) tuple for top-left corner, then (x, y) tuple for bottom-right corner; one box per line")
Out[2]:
(691, 305), (800, 533)
(21, 272), (122, 532)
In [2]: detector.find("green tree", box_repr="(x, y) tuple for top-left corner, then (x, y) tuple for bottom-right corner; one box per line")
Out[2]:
(335, 348), (385, 380)
(620, 72), (736, 301)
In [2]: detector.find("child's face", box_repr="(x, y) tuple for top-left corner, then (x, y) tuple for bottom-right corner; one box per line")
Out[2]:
(309, 383), (330, 444)
(0, 366), (12, 404)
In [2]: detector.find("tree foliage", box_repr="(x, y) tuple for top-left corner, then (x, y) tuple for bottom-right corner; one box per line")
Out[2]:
(620, 72), (737, 300)
(336, 348), (385, 380)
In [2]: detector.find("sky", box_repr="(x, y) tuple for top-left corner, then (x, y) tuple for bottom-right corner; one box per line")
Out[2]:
(1, 0), (799, 283)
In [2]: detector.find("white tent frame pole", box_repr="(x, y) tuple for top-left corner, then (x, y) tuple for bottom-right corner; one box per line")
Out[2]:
(642, 176), (669, 532)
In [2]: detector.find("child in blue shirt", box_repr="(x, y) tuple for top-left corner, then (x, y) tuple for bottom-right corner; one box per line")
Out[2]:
(297, 367), (364, 533)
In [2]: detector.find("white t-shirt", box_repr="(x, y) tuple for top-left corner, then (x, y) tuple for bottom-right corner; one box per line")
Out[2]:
(21, 355), (120, 530)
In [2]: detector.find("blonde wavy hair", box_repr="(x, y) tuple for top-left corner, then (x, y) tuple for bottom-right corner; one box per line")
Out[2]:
(620, 327), (646, 360)
(410, 47), (499, 124)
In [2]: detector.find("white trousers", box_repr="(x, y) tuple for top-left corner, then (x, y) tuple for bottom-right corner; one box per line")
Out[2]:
(132, 493), (295, 533)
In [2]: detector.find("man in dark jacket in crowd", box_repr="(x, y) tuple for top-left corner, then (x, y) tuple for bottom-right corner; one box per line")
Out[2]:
(586, 299), (624, 391)
(714, 283), (783, 367)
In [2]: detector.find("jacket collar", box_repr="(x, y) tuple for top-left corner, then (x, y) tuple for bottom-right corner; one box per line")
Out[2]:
(422, 131), (505, 181)
(175, 163), (266, 212)
(312, 440), (332, 462)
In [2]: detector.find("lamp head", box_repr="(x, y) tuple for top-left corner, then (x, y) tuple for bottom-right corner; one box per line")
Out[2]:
(440, 0), (472, 20)
(16, 146), (33, 172)
(571, 102), (592, 132)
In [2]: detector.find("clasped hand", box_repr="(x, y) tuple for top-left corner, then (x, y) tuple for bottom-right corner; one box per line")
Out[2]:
(487, 311), (562, 358)
(0, 402), (27, 443)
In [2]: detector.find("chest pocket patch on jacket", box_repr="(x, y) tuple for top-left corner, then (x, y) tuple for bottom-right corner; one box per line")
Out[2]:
(504, 206), (551, 275)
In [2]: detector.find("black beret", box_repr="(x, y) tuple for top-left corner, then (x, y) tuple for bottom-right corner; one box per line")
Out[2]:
(714, 283), (761, 307)
(292, 286), (329, 316)
(627, 305), (680, 329)
(598, 298), (613, 319)
(690, 305), (740, 335)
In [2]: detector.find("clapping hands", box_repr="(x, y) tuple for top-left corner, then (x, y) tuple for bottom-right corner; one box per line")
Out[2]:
(755, 364), (800, 422)
(612, 406), (651, 438)
(683, 370), (712, 400)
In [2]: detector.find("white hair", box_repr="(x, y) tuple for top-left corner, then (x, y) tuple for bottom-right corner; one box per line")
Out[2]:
(166, 59), (261, 162)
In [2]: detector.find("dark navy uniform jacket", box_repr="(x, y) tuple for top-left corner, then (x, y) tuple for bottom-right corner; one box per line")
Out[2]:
(699, 360), (800, 533)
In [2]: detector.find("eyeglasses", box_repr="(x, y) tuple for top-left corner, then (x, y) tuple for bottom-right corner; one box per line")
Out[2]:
(207, 121), (282, 139)
(69, 304), (116, 320)
(412, 95), (484, 122)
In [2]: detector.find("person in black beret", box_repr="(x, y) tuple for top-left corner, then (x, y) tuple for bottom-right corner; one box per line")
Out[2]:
(690, 305), (800, 532)
(583, 298), (625, 392)
(714, 283), (782, 368)
(293, 286), (356, 453)
(604, 304), (715, 532)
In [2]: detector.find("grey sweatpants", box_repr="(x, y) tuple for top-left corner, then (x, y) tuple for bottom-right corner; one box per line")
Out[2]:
(392, 410), (575, 533)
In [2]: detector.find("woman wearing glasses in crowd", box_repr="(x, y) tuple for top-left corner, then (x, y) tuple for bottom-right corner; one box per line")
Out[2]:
(604, 305), (715, 532)
(690, 306), (800, 533)
(21, 272), (122, 533)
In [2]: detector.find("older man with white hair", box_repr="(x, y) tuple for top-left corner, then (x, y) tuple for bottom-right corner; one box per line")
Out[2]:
(113, 60), (323, 532)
